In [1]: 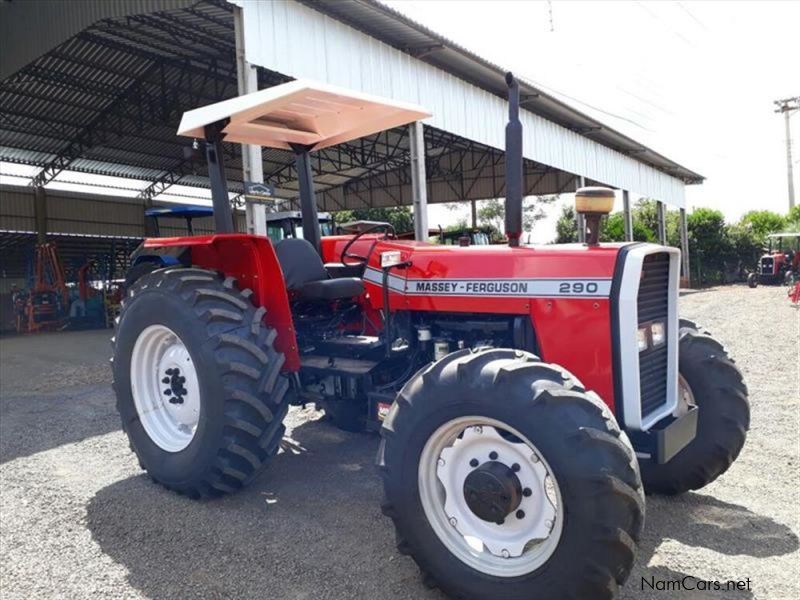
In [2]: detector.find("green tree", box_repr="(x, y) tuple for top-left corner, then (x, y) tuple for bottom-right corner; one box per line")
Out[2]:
(477, 196), (556, 234)
(687, 207), (734, 284)
(785, 205), (800, 231)
(333, 206), (414, 234)
(554, 205), (578, 243)
(739, 210), (785, 238)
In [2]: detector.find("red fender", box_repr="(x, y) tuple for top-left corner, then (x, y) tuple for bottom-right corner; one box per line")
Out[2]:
(144, 234), (300, 371)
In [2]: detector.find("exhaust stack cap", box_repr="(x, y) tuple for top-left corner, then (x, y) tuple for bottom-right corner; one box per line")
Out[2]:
(575, 187), (615, 215)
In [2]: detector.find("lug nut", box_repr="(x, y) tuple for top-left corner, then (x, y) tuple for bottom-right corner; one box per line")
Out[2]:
(162, 377), (170, 384)
(516, 510), (525, 519)
(469, 458), (479, 468)
(474, 426), (483, 434)
(523, 487), (532, 497)
(501, 549), (510, 559)
(438, 458), (446, 467)
(512, 463), (520, 472)
(530, 453), (540, 463)
(449, 517), (457, 527)
(545, 519), (553, 529)
(489, 451), (498, 460)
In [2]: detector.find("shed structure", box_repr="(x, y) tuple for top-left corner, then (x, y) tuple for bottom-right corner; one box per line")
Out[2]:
(1, 0), (702, 291)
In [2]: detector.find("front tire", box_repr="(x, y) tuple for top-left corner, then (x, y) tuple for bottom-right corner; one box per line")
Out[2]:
(747, 272), (758, 288)
(639, 320), (749, 495)
(378, 348), (644, 600)
(112, 267), (290, 498)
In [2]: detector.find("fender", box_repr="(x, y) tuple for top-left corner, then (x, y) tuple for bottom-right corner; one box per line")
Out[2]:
(141, 234), (300, 371)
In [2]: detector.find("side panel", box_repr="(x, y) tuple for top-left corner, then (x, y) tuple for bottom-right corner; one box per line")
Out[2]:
(530, 298), (615, 412)
(143, 234), (300, 371)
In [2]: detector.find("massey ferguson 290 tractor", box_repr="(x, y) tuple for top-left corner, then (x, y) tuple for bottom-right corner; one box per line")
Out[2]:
(112, 76), (749, 599)
(747, 232), (800, 287)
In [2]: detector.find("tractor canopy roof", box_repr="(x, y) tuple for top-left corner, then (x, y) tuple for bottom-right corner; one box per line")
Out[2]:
(177, 79), (431, 151)
(767, 232), (800, 239)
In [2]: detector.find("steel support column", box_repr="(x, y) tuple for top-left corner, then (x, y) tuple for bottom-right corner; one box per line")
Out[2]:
(656, 200), (667, 245)
(576, 176), (586, 243)
(409, 121), (428, 241)
(680, 207), (691, 287)
(33, 186), (47, 244)
(471, 200), (477, 229)
(622, 190), (633, 242)
(234, 4), (267, 235)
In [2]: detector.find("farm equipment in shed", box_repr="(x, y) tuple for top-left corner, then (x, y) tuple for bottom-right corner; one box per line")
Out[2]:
(112, 78), (750, 600)
(13, 242), (69, 333)
(748, 232), (800, 287)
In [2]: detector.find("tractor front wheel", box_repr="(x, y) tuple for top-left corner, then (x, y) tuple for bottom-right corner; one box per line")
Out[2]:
(747, 272), (758, 288)
(112, 267), (290, 498)
(378, 348), (644, 600)
(639, 320), (749, 495)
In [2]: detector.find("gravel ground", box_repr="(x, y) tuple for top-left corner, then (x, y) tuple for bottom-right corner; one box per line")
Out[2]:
(1, 285), (798, 599)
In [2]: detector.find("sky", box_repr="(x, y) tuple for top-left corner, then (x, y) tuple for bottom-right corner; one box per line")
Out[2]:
(1, 1), (797, 243)
(385, 0), (799, 240)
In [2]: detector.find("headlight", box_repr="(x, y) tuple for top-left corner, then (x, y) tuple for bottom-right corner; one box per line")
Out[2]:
(638, 321), (667, 352)
(637, 327), (649, 352)
(650, 322), (666, 347)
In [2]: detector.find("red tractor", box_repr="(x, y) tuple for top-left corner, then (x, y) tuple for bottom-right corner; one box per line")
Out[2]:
(748, 232), (800, 287)
(113, 77), (749, 599)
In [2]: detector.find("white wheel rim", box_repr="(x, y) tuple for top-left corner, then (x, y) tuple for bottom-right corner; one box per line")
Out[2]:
(418, 416), (563, 577)
(130, 324), (201, 452)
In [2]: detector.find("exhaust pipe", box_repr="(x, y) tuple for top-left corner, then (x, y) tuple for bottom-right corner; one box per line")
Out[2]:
(504, 72), (523, 248)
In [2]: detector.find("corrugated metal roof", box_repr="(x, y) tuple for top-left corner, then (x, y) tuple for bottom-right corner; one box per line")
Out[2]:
(0, 0), (700, 214)
(300, 0), (703, 185)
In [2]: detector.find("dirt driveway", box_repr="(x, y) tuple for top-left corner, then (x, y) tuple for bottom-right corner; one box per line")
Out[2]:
(1, 285), (798, 599)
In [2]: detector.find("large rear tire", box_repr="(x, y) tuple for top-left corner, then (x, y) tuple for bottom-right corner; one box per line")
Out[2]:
(378, 348), (644, 600)
(639, 320), (749, 495)
(112, 267), (289, 498)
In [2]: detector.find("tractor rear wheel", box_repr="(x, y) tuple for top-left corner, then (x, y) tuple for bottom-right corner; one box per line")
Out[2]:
(639, 320), (749, 495)
(378, 348), (644, 600)
(112, 267), (289, 498)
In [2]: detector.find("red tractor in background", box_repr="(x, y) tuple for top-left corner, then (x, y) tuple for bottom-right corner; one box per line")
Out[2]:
(113, 77), (749, 600)
(748, 232), (800, 287)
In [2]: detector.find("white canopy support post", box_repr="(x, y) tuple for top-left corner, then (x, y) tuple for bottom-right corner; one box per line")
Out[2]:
(680, 207), (691, 287)
(656, 200), (667, 245)
(576, 176), (586, 243)
(410, 121), (428, 241)
(622, 189), (633, 242)
(234, 4), (266, 236)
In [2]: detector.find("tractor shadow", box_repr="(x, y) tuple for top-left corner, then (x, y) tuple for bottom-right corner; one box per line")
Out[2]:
(622, 493), (798, 599)
(86, 415), (444, 599)
(86, 417), (795, 599)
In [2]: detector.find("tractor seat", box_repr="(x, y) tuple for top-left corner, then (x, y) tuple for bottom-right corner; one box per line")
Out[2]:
(274, 238), (364, 301)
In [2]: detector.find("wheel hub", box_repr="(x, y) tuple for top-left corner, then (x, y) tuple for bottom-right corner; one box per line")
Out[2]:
(130, 325), (201, 452)
(463, 461), (522, 524)
(435, 424), (557, 559)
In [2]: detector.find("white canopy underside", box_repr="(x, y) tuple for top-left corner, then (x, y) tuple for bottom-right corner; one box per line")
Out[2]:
(177, 79), (431, 151)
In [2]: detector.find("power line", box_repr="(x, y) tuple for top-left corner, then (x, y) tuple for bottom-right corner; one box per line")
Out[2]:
(774, 96), (800, 210)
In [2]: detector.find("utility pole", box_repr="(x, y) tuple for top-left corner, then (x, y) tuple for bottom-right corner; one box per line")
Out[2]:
(774, 97), (799, 210)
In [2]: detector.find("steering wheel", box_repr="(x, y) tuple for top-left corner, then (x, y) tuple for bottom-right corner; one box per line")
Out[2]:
(339, 223), (396, 266)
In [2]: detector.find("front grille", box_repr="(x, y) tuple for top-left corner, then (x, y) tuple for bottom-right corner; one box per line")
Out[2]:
(761, 257), (773, 274)
(638, 252), (670, 417)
